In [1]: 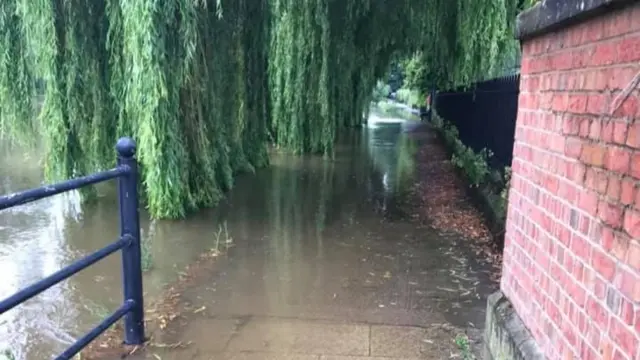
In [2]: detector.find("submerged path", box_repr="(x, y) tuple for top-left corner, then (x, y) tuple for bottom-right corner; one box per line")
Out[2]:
(97, 115), (500, 360)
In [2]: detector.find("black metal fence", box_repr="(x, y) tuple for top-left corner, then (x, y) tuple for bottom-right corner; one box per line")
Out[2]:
(0, 138), (145, 360)
(434, 74), (519, 170)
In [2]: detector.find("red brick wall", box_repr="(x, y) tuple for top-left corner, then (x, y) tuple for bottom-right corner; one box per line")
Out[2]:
(501, 4), (640, 360)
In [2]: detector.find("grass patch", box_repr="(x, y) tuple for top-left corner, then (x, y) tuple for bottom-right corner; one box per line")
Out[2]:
(455, 334), (475, 360)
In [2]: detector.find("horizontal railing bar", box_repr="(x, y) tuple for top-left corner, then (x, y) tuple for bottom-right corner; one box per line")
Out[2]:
(0, 237), (128, 314)
(55, 299), (135, 360)
(0, 166), (130, 211)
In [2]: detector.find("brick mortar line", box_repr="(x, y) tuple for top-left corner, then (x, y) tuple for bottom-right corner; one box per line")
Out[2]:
(512, 145), (573, 174)
(520, 69), (640, 87)
(507, 209), (588, 311)
(523, 30), (640, 58)
(509, 183), (603, 295)
(519, 104), (640, 122)
(512, 151), (619, 207)
(511, 170), (623, 268)
(516, 112), (639, 130)
(519, 90), (640, 98)
(520, 62), (640, 77)
(501, 233), (584, 358)
(511, 139), (639, 238)
(516, 131), (640, 169)
(510, 172), (640, 301)
(509, 182), (640, 330)
(510, 152), (600, 223)
(512, 137), (638, 210)
(524, 59), (640, 75)
(506, 204), (633, 358)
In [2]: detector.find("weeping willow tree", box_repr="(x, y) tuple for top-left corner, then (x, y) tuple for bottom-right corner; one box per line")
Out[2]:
(0, 0), (270, 219)
(0, 0), (520, 219)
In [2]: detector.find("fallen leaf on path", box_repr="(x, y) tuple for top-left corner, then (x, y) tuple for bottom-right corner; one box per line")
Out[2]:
(150, 342), (189, 349)
(436, 286), (458, 293)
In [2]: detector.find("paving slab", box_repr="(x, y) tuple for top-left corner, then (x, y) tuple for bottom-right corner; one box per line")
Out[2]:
(178, 318), (238, 353)
(370, 325), (459, 359)
(370, 325), (427, 358)
(215, 353), (320, 360)
(225, 318), (369, 356)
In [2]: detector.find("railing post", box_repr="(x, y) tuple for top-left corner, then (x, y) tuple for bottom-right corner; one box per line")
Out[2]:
(115, 137), (145, 345)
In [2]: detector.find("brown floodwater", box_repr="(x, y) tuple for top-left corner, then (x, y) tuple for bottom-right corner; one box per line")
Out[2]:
(1, 107), (474, 360)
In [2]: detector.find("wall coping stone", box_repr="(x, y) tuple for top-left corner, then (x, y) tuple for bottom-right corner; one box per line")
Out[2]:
(516, 0), (639, 40)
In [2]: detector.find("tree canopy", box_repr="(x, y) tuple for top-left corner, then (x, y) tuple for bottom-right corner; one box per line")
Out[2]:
(0, 0), (521, 219)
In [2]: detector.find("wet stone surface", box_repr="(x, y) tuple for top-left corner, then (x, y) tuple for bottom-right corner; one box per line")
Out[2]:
(118, 115), (498, 360)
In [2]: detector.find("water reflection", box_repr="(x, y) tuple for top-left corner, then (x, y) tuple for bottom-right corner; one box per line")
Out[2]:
(0, 113), (418, 360)
(0, 145), (82, 359)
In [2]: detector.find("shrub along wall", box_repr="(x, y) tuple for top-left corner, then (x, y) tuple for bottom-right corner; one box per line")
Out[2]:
(431, 113), (512, 249)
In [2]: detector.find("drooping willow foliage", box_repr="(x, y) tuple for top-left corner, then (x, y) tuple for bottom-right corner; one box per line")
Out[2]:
(268, 0), (521, 154)
(0, 0), (519, 219)
(1, 0), (270, 219)
(401, 0), (523, 92)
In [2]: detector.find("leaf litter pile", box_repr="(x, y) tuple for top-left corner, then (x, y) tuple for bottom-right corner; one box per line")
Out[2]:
(402, 126), (503, 284)
(395, 124), (507, 358)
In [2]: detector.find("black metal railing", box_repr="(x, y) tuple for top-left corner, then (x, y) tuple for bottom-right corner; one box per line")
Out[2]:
(435, 74), (520, 170)
(0, 137), (145, 360)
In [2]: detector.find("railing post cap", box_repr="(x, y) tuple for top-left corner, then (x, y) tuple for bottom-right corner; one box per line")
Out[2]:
(116, 137), (137, 158)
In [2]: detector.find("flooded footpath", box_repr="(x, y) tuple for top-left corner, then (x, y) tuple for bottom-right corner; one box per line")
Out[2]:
(0, 106), (501, 360)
